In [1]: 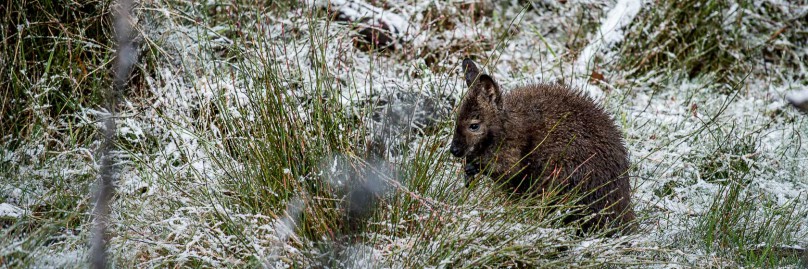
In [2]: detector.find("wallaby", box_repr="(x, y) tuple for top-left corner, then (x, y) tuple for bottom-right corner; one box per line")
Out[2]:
(449, 58), (635, 234)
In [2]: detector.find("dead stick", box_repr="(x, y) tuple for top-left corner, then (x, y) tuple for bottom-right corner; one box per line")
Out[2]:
(90, 0), (136, 268)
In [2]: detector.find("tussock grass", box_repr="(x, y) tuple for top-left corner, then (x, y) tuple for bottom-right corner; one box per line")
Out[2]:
(619, 0), (807, 86)
(1, 0), (112, 146)
(0, 1), (115, 266)
(619, 0), (748, 83)
(0, 0), (153, 267)
(701, 181), (806, 267)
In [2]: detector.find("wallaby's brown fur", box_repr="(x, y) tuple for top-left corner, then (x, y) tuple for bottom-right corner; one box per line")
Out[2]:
(449, 58), (635, 234)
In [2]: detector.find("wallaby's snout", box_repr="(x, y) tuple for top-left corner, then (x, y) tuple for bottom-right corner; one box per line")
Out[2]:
(449, 140), (463, 157)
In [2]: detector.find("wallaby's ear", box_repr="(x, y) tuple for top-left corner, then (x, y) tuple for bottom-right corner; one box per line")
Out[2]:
(463, 58), (481, 87)
(475, 74), (502, 110)
(462, 58), (502, 110)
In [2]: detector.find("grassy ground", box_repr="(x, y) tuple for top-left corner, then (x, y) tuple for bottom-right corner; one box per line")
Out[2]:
(1, 0), (807, 268)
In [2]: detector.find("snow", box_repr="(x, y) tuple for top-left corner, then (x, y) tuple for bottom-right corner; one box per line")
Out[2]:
(575, 0), (642, 75)
(0, 203), (25, 218)
(311, 0), (415, 41)
(786, 88), (808, 110)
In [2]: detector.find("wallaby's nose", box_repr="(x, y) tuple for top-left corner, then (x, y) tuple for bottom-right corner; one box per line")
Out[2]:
(450, 144), (462, 157)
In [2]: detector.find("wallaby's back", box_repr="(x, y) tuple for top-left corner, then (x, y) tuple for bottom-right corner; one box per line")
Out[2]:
(503, 84), (634, 232)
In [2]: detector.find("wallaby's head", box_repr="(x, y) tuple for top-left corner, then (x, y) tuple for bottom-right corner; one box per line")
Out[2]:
(450, 59), (503, 158)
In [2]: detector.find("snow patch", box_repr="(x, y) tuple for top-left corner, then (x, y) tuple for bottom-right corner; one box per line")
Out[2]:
(575, 0), (642, 73)
(786, 88), (808, 112)
(312, 0), (415, 41)
(0, 203), (25, 218)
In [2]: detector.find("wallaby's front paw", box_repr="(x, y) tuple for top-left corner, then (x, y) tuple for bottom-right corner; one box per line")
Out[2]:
(464, 162), (480, 177)
(463, 161), (480, 188)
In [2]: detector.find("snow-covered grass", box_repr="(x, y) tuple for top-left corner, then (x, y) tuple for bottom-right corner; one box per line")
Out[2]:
(1, 0), (807, 268)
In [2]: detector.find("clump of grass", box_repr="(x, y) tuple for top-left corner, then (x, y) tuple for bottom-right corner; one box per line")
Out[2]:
(621, 0), (806, 86)
(197, 7), (381, 261)
(700, 181), (806, 267)
(0, 0), (158, 149)
(0, 153), (96, 267)
(1, 0), (110, 147)
(562, 1), (609, 62)
(619, 0), (749, 85)
(694, 124), (759, 185)
(0, 0), (161, 174)
(217, 33), (368, 216)
(0, 0), (158, 267)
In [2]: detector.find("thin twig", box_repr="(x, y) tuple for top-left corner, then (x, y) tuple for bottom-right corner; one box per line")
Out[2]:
(90, 0), (136, 268)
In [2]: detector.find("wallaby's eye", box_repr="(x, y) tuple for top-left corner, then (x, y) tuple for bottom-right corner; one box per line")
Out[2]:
(469, 123), (480, 131)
